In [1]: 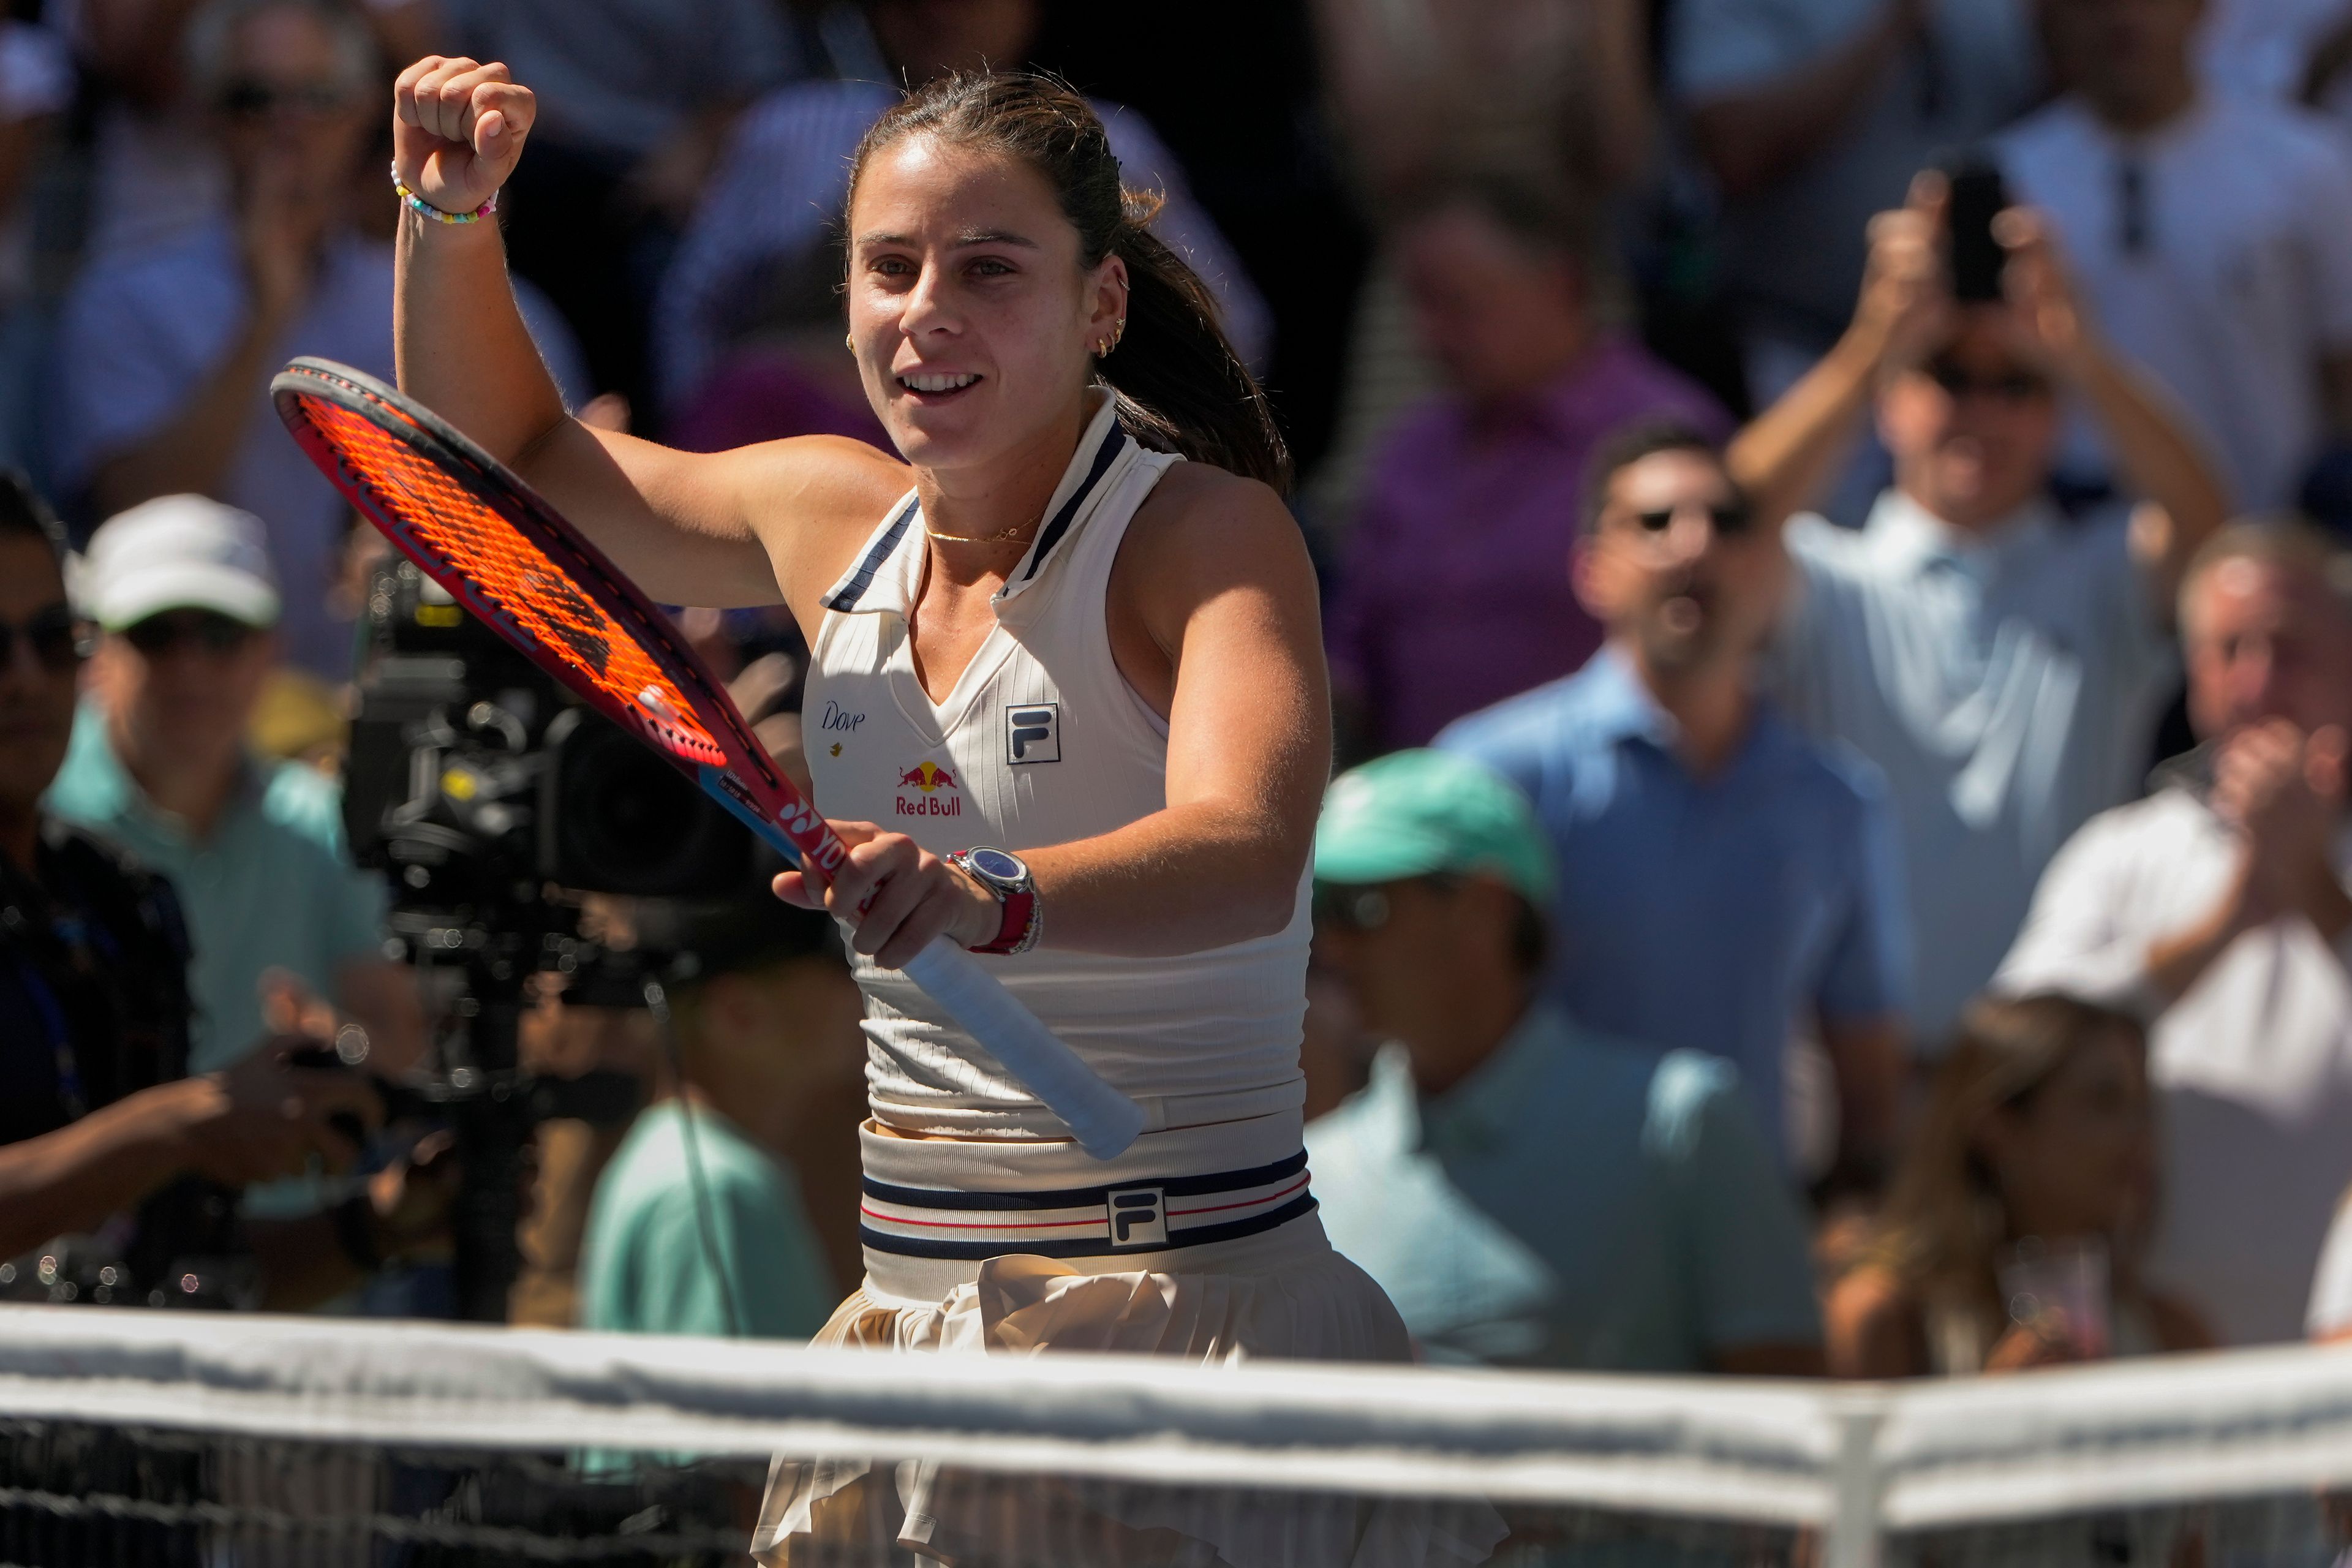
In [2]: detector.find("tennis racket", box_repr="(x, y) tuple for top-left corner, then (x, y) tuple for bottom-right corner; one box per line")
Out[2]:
(273, 358), (1145, 1161)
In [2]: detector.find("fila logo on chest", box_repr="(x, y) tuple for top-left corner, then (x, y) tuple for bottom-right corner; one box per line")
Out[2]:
(1007, 702), (1060, 764)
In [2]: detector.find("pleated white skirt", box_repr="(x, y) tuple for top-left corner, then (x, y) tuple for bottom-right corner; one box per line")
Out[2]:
(751, 1209), (1506, 1567)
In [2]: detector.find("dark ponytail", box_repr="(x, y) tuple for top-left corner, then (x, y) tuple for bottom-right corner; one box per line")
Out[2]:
(848, 72), (1292, 493)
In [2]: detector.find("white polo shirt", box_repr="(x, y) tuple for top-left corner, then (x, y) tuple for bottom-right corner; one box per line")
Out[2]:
(1999, 93), (2352, 510)
(1995, 780), (2352, 1347)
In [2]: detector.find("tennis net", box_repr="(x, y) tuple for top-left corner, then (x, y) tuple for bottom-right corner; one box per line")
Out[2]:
(2, 1303), (2350, 1567)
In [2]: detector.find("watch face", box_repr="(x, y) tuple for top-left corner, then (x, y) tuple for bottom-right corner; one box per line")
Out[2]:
(969, 848), (1027, 884)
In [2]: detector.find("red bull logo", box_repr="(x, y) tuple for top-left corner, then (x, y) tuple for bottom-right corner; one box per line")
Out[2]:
(894, 760), (962, 816)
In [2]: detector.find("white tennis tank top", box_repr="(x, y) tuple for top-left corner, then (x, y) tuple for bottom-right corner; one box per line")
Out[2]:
(804, 395), (1312, 1140)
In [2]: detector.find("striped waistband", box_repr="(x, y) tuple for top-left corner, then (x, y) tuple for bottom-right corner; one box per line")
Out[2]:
(858, 1149), (1316, 1261)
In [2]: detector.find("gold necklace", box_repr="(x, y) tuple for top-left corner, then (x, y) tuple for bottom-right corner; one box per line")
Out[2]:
(924, 516), (1038, 545)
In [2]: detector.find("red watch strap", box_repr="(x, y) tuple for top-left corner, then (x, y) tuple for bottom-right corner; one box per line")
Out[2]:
(971, 886), (1035, 955)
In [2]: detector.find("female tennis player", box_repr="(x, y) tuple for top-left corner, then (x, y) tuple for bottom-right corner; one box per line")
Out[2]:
(390, 57), (1480, 1567)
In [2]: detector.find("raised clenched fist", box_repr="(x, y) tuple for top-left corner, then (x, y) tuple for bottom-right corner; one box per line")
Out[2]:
(391, 56), (535, 218)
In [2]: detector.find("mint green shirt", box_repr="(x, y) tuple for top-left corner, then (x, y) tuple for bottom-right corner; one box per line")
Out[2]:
(45, 703), (388, 1073)
(1308, 1006), (1822, 1371)
(579, 1101), (839, 1341)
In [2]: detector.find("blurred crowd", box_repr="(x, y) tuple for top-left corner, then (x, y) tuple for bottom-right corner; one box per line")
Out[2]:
(9, 0), (2352, 1393)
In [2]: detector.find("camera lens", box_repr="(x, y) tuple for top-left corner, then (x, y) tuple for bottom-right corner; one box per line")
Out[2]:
(543, 709), (753, 897)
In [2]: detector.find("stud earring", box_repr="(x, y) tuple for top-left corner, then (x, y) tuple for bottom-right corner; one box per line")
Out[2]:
(845, 334), (855, 353)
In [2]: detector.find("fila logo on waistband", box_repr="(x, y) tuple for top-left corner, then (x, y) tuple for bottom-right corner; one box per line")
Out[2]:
(1107, 1187), (1167, 1248)
(1008, 702), (1060, 764)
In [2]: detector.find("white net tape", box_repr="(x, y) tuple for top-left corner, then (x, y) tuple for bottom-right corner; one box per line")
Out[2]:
(4, 1304), (2352, 1566)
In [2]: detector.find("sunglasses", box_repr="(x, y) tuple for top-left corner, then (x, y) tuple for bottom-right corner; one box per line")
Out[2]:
(219, 80), (350, 119)
(1926, 363), (2051, 403)
(1, 604), (86, 673)
(121, 610), (257, 657)
(1312, 874), (1463, 933)
(1626, 501), (1753, 537)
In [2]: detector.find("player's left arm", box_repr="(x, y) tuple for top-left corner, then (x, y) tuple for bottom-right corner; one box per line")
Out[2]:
(790, 468), (1330, 965)
(1038, 466), (1330, 954)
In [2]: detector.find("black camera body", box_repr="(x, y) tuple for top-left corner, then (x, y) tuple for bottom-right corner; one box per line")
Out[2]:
(344, 558), (752, 907)
(341, 559), (761, 1321)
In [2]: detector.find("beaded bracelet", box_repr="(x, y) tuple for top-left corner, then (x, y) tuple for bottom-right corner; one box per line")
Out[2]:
(391, 165), (497, 225)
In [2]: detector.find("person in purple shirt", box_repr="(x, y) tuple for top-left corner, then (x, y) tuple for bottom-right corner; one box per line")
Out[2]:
(1327, 173), (1732, 754)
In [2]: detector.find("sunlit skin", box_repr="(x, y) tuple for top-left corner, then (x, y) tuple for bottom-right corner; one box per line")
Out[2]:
(1975, 1024), (2158, 1243)
(1877, 313), (2062, 532)
(0, 536), (77, 872)
(1574, 449), (1788, 682)
(1396, 201), (1589, 413)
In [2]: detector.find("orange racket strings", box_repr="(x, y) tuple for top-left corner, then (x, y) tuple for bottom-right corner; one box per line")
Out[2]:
(307, 399), (728, 769)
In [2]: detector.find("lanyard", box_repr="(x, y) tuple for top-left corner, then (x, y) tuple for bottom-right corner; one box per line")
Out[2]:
(13, 950), (83, 1119)
(2, 848), (122, 1126)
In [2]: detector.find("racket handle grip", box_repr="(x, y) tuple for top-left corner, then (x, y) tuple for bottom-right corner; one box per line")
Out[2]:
(899, 938), (1147, 1161)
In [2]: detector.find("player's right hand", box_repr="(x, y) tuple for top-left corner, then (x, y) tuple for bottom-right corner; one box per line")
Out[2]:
(393, 56), (534, 217)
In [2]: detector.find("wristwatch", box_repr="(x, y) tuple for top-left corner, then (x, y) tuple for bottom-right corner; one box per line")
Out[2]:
(949, 846), (1041, 956)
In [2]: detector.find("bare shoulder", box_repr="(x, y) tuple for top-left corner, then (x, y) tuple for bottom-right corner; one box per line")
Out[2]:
(1119, 459), (1311, 589)
(1825, 1263), (1924, 1379)
(732, 435), (911, 535)
(727, 435), (913, 608)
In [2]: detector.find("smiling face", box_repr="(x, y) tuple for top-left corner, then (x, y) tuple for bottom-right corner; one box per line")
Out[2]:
(844, 134), (1124, 480)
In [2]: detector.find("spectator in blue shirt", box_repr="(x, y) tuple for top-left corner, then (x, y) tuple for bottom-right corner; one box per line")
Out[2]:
(1305, 750), (1823, 1373)
(1438, 424), (1909, 1185)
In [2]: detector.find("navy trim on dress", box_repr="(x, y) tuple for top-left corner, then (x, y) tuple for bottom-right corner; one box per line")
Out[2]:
(1018, 427), (1128, 584)
(860, 1193), (1318, 1261)
(860, 1148), (1308, 1213)
(821, 496), (921, 611)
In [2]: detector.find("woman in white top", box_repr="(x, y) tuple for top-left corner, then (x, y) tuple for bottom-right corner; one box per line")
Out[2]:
(390, 56), (1464, 1568)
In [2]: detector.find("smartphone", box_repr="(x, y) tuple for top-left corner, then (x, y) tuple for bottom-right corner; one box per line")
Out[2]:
(1945, 156), (2010, 303)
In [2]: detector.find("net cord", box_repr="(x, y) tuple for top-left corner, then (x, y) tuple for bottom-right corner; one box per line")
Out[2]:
(15, 1305), (2352, 1541)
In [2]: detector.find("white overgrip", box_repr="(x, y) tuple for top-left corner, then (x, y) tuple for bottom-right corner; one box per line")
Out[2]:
(899, 938), (1147, 1160)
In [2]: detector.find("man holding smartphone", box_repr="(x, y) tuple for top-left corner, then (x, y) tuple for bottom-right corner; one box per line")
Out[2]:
(1725, 176), (2231, 1050)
